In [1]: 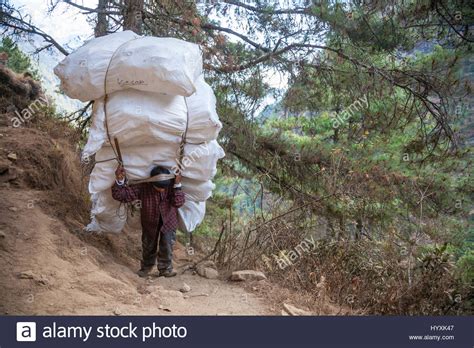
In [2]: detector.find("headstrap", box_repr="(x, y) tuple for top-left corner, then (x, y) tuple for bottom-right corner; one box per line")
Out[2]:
(128, 173), (175, 185)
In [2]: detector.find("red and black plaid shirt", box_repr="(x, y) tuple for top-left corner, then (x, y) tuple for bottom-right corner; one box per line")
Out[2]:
(111, 182), (185, 233)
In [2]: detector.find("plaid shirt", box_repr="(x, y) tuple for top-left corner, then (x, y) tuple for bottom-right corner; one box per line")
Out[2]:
(111, 182), (185, 234)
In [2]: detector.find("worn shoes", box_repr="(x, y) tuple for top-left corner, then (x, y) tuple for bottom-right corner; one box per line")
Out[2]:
(137, 267), (153, 278)
(137, 267), (177, 278)
(159, 269), (177, 278)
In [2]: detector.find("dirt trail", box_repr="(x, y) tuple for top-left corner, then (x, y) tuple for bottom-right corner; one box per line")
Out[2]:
(0, 188), (272, 315)
(0, 66), (293, 317)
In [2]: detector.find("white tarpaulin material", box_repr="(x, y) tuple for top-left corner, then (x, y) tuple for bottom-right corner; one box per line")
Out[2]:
(86, 183), (211, 234)
(87, 191), (207, 234)
(87, 190), (127, 233)
(54, 32), (224, 233)
(181, 178), (215, 202)
(178, 201), (206, 233)
(88, 140), (224, 193)
(82, 76), (222, 157)
(185, 75), (222, 144)
(92, 90), (187, 148)
(54, 31), (203, 101)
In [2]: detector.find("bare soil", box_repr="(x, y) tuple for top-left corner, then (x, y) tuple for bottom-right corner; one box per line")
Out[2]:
(0, 188), (274, 315)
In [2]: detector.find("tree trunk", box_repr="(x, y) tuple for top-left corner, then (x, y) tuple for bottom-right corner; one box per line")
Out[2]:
(94, 0), (109, 37)
(123, 0), (144, 35)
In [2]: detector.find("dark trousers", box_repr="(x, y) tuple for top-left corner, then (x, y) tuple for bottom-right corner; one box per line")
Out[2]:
(141, 219), (175, 271)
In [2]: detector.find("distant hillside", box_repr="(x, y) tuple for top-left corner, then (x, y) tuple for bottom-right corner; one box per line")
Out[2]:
(18, 37), (84, 113)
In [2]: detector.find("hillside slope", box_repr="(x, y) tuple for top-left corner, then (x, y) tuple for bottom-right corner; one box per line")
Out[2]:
(0, 65), (273, 316)
(0, 188), (271, 315)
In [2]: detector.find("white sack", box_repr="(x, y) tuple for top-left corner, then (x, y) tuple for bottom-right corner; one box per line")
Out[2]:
(180, 140), (225, 181)
(83, 90), (186, 154)
(178, 201), (206, 233)
(185, 75), (222, 143)
(87, 190), (207, 234)
(55, 32), (203, 101)
(89, 143), (179, 194)
(85, 189), (127, 233)
(88, 140), (225, 193)
(82, 76), (222, 158)
(89, 164), (214, 204)
(54, 31), (140, 102)
(182, 177), (215, 202)
(83, 100), (108, 159)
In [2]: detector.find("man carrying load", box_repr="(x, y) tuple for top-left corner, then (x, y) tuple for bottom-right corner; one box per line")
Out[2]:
(112, 164), (185, 278)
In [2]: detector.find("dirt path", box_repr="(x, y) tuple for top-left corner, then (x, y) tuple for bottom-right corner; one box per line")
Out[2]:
(0, 188), (272, 315)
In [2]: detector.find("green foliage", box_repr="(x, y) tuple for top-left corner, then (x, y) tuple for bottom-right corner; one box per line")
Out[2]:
(208, 2), (472, 314)
(40, 0), (471, 314)
(0, 37), (39, 79)
(456, 249), (474, 285)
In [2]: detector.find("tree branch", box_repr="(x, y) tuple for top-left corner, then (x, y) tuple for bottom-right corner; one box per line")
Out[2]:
(62, 0), (120, 15)
(223, 0), (310, 15)
(0, 10), (69, 55)
(434, 1), (473, 43)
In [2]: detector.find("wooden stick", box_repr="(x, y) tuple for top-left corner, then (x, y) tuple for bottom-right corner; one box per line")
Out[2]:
(114, 137), (123, 164)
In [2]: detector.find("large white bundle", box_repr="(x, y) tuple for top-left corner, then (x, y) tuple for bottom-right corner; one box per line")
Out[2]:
(83, 77), (222, 157)
(185, 75), (222, 143)
(89, 162), (217, 202)
(54, 31), (203, 101)
(83, 100), (107, 159)
(89, 144), (178, 194)
(181, 177), (215, 202)
(86, 190), (127, 233)
(54, 31), (139, 102)
(86, 181), (213, 233)
(178, 201), (206, 233)
(86, 189), (206, 233)
(181, 141), (225, 180)
(86, 191), (207, 234)
(86, 90), (187, 152)
(89, 140), (224, 194)
(65, 32), (222, 234)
